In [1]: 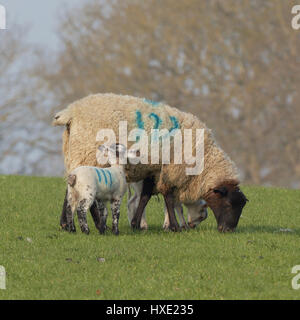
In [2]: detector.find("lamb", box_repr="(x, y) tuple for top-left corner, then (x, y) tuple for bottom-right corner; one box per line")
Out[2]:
(127, 182), (208, 230)
(53, 93), (248, 233)
(66, 144), (128, 235)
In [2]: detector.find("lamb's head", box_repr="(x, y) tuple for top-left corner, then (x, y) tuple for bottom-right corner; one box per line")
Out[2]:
(185, 200), (208, 228)
(204, 180), (248, 232)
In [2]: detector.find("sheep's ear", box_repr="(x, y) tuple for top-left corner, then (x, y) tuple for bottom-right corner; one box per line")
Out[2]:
(127, 149), (140, 159)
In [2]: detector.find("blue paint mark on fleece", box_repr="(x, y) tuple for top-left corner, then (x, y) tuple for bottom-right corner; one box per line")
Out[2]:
(143, 98), (160, 107)
(95, 168), (102, 183)
(135, 110), (144, 142)
(148, 112), (162, 129)
(105, 170), (113, 188)
(169, 116), (180, 133)
(100, 169), (108, 185)
(135, 110), (144, 129)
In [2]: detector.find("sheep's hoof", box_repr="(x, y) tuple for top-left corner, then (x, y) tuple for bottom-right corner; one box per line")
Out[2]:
(131, 220), (140, 230)
(163, 223), (170, 231)
(164, 226), (182, 232)
(140, 221), (148, 230)
(181, 224), (190, 230)
(169, 224), (181, 232)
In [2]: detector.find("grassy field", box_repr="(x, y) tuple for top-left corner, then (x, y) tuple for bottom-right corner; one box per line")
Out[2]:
(0, 174), (300, 300)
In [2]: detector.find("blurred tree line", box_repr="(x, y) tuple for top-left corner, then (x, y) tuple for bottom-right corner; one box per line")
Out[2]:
(1, 0), (300, 187)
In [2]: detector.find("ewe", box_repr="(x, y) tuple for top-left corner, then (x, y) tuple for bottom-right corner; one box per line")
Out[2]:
(54, 93), (248, 232)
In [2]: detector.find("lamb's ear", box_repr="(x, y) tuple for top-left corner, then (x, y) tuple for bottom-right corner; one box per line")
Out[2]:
(213, 186), (228, 197)
(98, 145), (110, 160)
(110, 143), (126, 157)
(114, 143), (126, 153)
(98, 145), (107, 153)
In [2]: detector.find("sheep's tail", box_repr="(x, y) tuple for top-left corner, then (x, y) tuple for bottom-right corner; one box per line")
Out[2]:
(68, 174), (77, 187)
(67, 174), (79, 214)
(52, 108), (72, 126)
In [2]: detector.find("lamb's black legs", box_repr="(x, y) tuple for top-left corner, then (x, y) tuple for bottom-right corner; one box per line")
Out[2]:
(77, 200), (90, 234)
(111, 199), (121, 235)
(131, 178), (155, 230)
(61, 188), (105, 233)
(90, 200), (108, 233)
(97, 200), (108, 234)
(65, 202), (76, 232)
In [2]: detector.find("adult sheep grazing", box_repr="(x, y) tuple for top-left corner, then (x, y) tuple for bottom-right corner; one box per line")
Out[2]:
(53, 93), (248, 232)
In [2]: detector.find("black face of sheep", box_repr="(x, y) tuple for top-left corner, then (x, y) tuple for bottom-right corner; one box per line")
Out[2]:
(205, 181), (248, 232)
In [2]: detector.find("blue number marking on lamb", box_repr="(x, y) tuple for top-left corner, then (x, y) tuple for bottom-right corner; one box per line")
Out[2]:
(148, 112), (162, 129)
(105, 169), (113, 188)
(143, 98), (160, 107)
(95, 168), (102, 183)
(100, 169), (108, 185)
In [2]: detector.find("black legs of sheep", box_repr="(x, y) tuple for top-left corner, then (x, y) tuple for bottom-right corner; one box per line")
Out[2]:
(130, 177), (154, 230)
(130, 178), (181, 232)
(60, 190), (71, 230)
(162, 191), (181, 232)
(60, 190), (105, 233)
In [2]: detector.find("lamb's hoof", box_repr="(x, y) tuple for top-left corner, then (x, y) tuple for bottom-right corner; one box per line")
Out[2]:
(61, 223), (69, 231)
(112, 229), (119, 236)
(99, 227), (106, 235)
(60, 223), (67, 230)
(99, 223), (108, 235)
(61, 223), (76, 233)
(66, 225), (76, 233)
(81, 227), (90, 235)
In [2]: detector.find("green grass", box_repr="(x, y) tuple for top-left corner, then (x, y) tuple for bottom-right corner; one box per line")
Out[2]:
(0, 174), (300, 300)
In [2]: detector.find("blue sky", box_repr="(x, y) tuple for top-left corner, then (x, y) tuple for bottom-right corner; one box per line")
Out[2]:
(1, 0), (84, 48)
